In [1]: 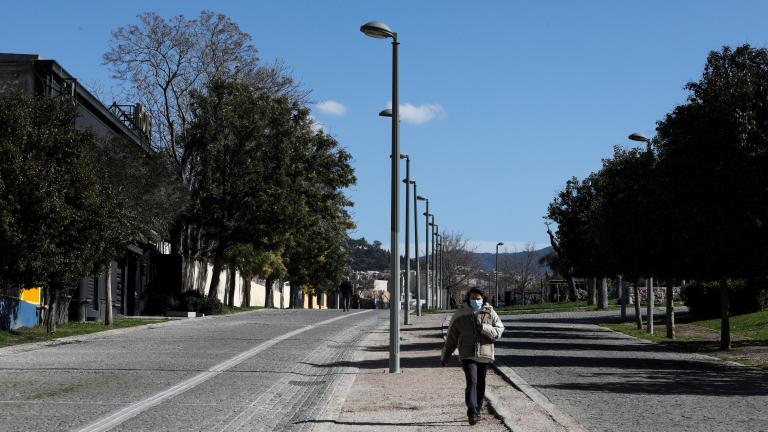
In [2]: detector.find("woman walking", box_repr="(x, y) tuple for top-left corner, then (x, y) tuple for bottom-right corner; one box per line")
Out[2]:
(441, 288), (505, 425)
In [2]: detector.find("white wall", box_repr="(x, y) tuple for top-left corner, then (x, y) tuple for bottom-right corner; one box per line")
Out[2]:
(187, 260), (289, 308)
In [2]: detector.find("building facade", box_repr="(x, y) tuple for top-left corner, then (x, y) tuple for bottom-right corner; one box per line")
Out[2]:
(0, 53), (174, 327)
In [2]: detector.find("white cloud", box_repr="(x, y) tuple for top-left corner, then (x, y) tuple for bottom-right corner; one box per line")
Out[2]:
(316, 100), (347, 116)
(386, 102), (447, 125)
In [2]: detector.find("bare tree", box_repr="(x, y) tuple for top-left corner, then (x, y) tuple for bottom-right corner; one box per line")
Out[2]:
(499, 243), (544, 304)
(104, 10), (260, 184)
(440, 232), (485, 296)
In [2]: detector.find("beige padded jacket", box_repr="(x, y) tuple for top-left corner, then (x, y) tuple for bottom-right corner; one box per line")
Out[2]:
(441, 303), (505, 362)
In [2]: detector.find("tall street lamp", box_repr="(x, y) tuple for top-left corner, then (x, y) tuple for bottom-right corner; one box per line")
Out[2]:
(413, 186), (421, 316)
(495, 242), (504, 308)
(429, 218), (436, 308)
(421, 205), (431, 310)
(381, 109), (412, 324)
(432, 222), (439, 309)
(437, 236), (443, 308)
(629, 132), (654, 335)
(401, 153), (411, 325)
(361, 20), (400, 373)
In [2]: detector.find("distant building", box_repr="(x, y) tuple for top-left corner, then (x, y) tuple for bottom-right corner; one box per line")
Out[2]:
(0, 53), (177, 328)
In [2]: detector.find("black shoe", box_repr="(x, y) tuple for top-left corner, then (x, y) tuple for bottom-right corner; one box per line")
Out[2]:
(468, 416), (478, 425)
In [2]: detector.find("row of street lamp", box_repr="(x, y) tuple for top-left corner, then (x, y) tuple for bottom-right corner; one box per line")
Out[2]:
(361, 21), (450, 373)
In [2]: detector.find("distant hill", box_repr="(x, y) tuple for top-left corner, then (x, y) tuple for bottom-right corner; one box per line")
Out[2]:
(348, 237), (391, 271)
(349, 237), (553, 275)
(475, 246), (553, 273)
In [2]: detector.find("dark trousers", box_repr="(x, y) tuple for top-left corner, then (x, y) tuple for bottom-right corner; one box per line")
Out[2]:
(341, 295), (351, 311)
(461, 360), (488, 417)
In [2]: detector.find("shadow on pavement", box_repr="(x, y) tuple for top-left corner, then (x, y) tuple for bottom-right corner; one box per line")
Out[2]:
(301, 350), (442, 370)
(495, 315), (768, 397)
(497, 339), (670, 353)
(295, 419), (465, 427)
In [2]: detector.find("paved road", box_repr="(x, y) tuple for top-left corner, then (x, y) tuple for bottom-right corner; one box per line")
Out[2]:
(0, 309), (385, 432)
(495, 310), (768, 432)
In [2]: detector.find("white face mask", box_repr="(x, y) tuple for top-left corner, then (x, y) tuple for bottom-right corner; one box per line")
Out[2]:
(470, 299), (483, 310)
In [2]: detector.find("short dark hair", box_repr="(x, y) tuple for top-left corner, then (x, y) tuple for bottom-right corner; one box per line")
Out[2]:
(465, 288), (486, 305)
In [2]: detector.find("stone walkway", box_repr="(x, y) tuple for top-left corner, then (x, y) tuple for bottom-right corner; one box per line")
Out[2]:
(494, 310), (768, 432)
(317, 314), (511, 431)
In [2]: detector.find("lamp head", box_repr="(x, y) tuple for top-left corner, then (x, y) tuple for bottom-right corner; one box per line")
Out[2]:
(497, 242), (504, 246)
(628, 132), (650, 143)
(360, 21), (395, 39)
(399, 153), (407, 160)
(416, 195), (427, 201)
(379, 108), (393, 117)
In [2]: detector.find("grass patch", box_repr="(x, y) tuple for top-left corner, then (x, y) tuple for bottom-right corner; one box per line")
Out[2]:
(695, 310), (768, 340)
(0, 317), (167, 348)
(602, 311), (768, 368)
(220, 305), (263, 315)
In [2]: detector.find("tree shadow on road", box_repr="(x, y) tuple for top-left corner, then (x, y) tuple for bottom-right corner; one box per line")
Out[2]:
(495, 318), (768, 396)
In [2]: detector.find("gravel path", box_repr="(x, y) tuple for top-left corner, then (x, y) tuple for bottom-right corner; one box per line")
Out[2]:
(495, 310), (768, 432)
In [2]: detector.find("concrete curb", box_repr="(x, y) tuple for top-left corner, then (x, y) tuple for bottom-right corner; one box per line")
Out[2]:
(0, 308), (267, 357)
(440, 316), (586, 432)
(491, 362), (586, 432)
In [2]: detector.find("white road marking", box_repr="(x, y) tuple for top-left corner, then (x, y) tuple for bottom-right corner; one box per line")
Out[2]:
(74, 310), (371, 432)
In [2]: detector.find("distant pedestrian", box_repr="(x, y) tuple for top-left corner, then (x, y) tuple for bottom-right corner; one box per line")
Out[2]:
(441, 287), (505, 425)
(449, 296), (457, 309)
(339, 280), (353, 311)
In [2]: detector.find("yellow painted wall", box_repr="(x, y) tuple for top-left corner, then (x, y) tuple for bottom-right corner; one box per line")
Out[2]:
(19, 287), (41, 305)
(303, 294), (327, 309)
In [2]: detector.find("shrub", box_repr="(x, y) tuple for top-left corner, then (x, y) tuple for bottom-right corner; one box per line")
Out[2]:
(681, 279), (768, 319)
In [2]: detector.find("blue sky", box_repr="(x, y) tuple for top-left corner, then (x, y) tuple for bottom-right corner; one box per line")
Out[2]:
(3, 1), (768, 253)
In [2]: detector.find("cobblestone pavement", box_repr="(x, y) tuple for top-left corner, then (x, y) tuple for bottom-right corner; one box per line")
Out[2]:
(495, 310), (768, 432)
(0, 308), (383, 431)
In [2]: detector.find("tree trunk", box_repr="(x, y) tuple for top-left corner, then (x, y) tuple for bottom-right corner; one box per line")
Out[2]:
(105, 262), (113, 326)
(227, 268), (236, 307)
(44, 289), (58, 333)
(647, 277), (654, 335)
(720, 278), (731, 350)
(633, 279), (643, 330)
(207, 243), (226, 299)
(566, 272), (577, 302)
(597, 277), (608, 310)
(241, 275), (251, 307)
(619, 276), (627, 320)
(289, 281), (296, 309)
(586, 278), (596, 306)
(666, 281), (675, 339)
(265, 277), (275, 308)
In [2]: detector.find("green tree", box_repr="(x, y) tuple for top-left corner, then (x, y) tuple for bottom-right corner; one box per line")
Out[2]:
(654, 45), (768, 350)
(0, 95), (133, 332)
(184, 80), (298, 299)
(283, 130), (356, 308)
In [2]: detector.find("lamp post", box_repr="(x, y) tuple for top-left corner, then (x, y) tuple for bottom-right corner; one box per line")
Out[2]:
(495, 242), (504, 308)
(432, 222), (439, 308)
(414, 190), (423, 316)
(381, 108), (411, 324)
(439, 234), (445, 307)
(437, 233), (448, 309)
(429, 218), (436, 308)
(422, 206), (431, 310)
(629, 132), (654, 335)
(361, 20), (400, 373)
(401, 153), (411, 325)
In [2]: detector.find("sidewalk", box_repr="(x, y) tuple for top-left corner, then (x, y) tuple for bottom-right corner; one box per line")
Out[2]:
(319, 312), (563, 431)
